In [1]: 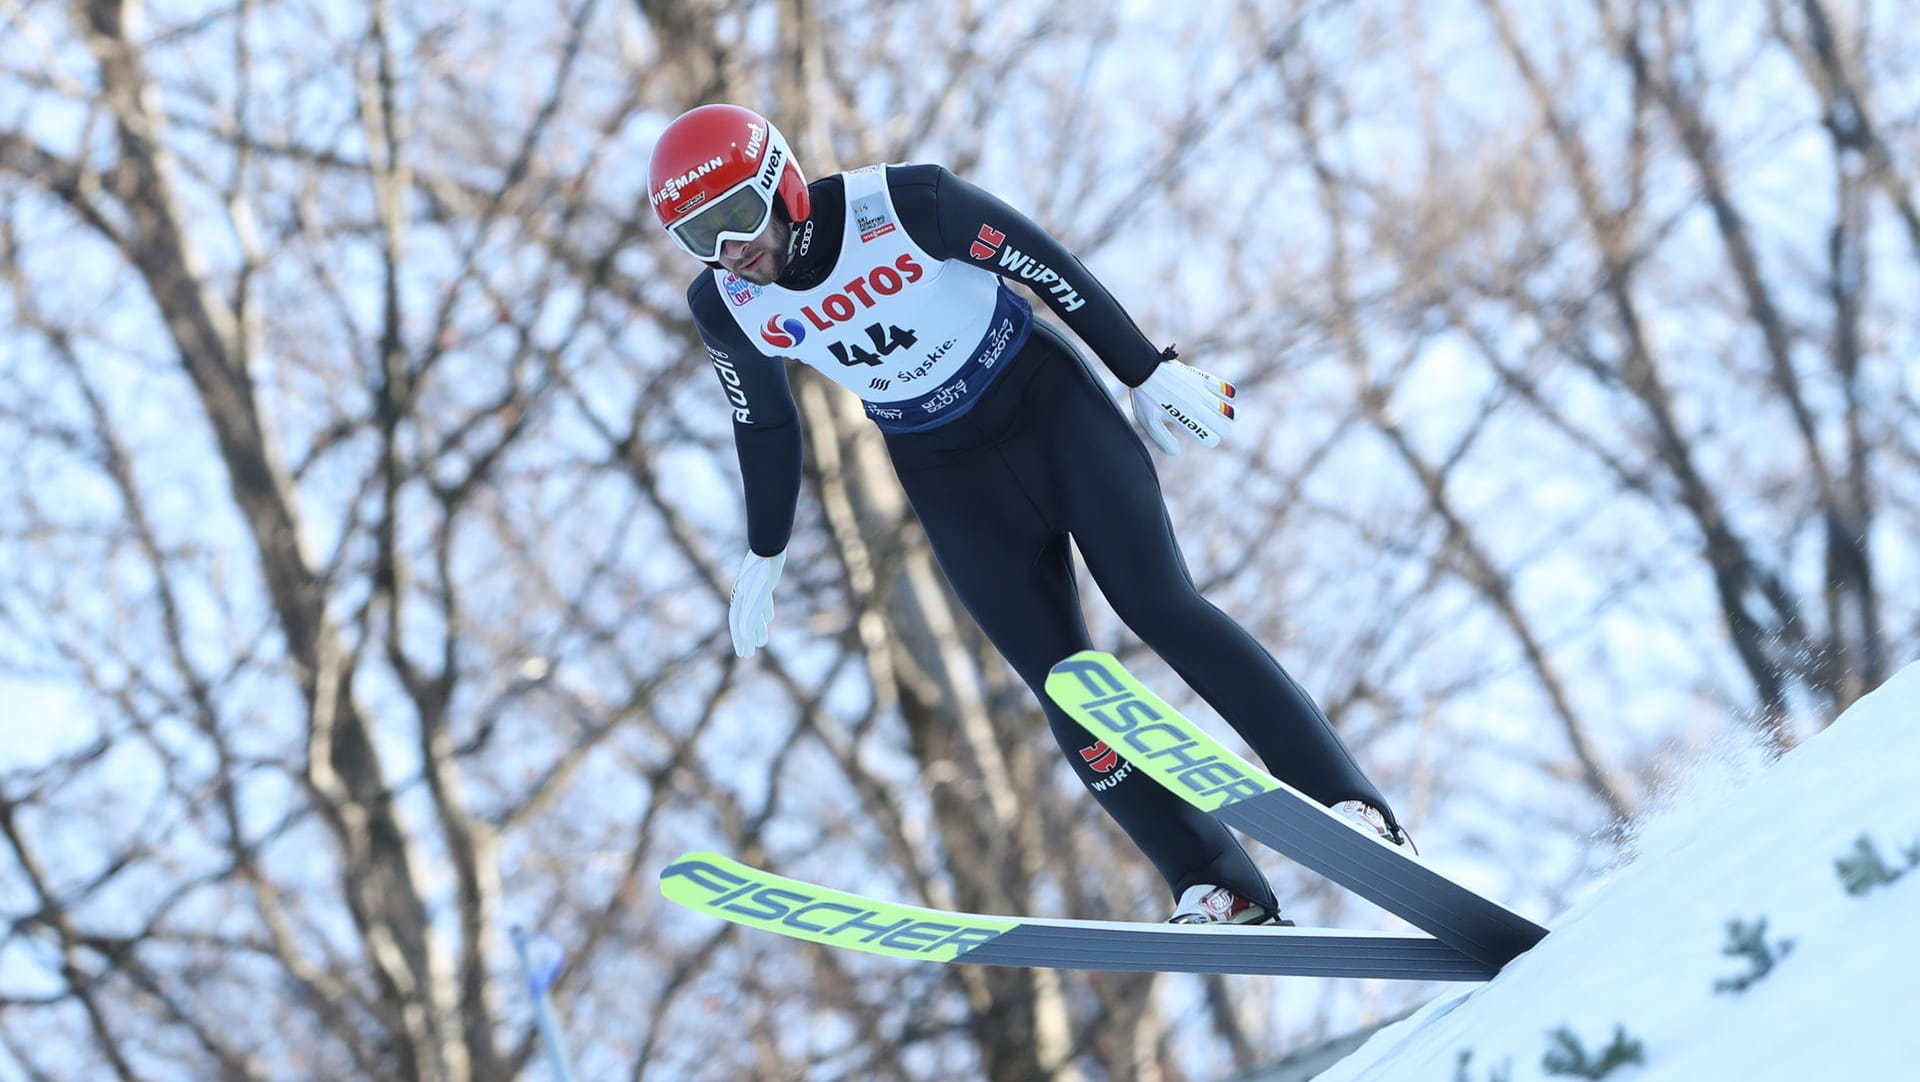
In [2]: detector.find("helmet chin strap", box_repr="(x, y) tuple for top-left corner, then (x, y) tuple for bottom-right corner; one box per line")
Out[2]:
(780, 203), (807, 261)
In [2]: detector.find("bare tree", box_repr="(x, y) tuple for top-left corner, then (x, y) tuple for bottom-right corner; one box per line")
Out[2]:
(3, 1), (1916, 1080)
(1211, 0), (1917, 894)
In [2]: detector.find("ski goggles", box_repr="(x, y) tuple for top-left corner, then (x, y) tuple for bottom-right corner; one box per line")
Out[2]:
(666, 181), (775, 262)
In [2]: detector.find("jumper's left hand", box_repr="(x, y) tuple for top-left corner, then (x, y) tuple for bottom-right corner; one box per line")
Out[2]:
(1129, 361), (1237, 456)
(728, 549), (787, 658)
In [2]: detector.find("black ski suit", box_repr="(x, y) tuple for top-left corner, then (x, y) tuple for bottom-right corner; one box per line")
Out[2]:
(689, 163), (1395, 911)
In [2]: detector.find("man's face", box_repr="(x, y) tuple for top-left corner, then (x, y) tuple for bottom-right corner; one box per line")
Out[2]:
(716, 213), (792, 285)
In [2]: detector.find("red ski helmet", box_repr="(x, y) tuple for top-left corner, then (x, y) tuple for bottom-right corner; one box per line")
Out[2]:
(648, 104), (810, 262)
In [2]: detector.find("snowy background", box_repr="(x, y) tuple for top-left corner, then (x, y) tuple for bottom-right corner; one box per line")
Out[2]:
(1305, 660), (1920, 1082)
(5, 1), (1919, 1077)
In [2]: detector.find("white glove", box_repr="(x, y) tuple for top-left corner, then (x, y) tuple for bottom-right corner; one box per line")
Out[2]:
(1129, 361), (1237, 456)
(728, 549), (787, 658)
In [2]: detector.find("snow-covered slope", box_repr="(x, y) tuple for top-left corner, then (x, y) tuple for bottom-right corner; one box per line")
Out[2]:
(1312, 662), (1920, 1082)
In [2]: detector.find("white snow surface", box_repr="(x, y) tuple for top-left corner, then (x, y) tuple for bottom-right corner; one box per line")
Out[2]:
(1312, 661), (1920, 1082)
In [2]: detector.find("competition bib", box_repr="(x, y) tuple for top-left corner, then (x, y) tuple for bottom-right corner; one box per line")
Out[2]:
(716, 165), (1032, 433)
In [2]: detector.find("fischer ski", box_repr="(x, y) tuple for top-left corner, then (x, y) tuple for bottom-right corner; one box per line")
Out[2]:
(660, 851), (1495, 980)
(1044, 650), (1548, 971)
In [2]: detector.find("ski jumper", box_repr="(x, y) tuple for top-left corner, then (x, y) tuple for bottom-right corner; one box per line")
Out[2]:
(688, 163), (1395, 909)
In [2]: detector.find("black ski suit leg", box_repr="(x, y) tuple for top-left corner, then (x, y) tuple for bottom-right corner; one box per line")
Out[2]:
(891, 437), (1279, 911)
(1045, 352), (1398, 828)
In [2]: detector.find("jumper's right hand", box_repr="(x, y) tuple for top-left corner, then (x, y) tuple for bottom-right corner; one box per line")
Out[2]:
(728, 549), (787, 658)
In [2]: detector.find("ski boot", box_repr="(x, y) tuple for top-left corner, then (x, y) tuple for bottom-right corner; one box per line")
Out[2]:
(1167, 885), (1294, 927)
(1334, 800), (1419, 854)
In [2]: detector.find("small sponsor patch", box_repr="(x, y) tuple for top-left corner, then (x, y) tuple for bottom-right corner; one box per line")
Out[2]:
(723, 274), (762, 306)
(852, 193), (896, 242)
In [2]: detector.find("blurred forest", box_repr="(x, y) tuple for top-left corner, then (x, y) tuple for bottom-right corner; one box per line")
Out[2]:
(1, 0), (1915, 1079)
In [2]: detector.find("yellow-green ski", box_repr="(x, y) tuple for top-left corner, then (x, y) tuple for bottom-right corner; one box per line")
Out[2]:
(661, 851), (1014, 962)
(659, 851), (1495, 979)
(1045, 651), (1280, 812)
(1045, 650), (1549, 971)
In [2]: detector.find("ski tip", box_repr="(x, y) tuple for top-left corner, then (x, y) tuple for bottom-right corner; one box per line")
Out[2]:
(658, 850), (734, 891)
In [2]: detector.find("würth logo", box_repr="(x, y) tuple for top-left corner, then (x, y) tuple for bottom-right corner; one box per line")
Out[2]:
(969, 224), (1005, 261)
(1080, 741), (1121, 774)
(869, 377), (891, 391)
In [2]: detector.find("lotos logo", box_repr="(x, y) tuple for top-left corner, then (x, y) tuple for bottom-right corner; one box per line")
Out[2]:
(798, 254), (925, 331)
(761, 315), (807, 349)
